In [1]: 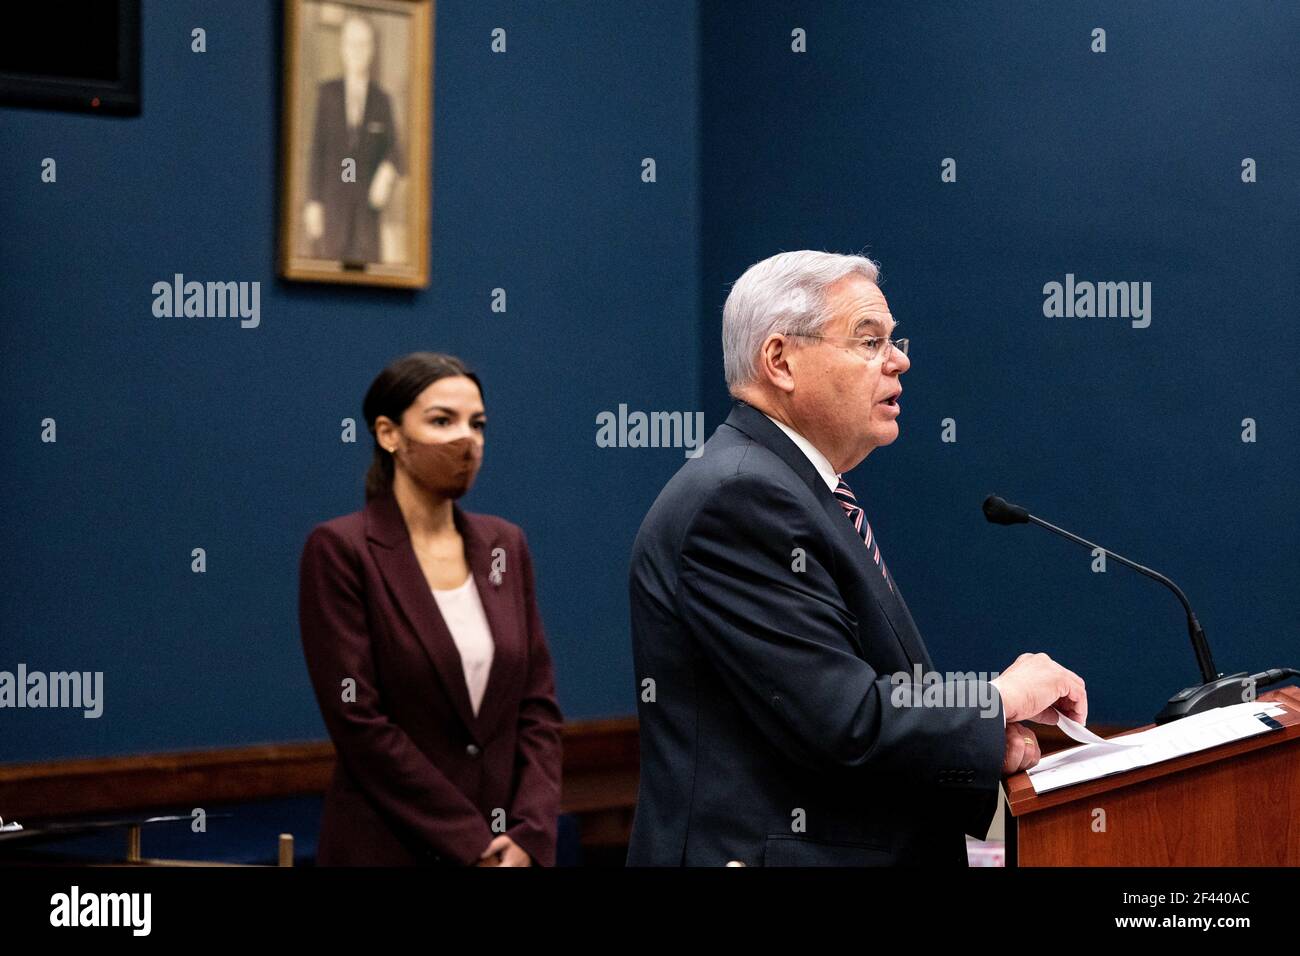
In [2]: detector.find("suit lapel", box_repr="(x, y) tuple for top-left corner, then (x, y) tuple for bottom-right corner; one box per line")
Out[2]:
(817, 486), (929, 669)
(365, 492), (513, 741)
(725, 401), (930, 669)
(886, 583), (935, 672)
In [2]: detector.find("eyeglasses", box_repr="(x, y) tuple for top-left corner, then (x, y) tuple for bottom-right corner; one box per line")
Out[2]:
(781, 329), (909, 362)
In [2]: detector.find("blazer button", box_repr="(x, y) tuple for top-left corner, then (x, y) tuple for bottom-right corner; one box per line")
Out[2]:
(466, 744), (481, 757)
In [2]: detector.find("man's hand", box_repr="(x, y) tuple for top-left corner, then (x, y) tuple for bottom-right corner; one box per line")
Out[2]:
(991, 652), (1087, 726)
(303, 200), (324, 240)
(476, 834), (532, 867)
(368, 160), (398, 210)
(1002, 721), (1040, 775)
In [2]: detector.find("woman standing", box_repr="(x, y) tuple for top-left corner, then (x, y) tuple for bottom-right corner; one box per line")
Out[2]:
(299, 352), (562, 866)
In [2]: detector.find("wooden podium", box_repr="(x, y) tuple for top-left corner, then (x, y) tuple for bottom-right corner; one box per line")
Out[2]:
(1004, 686), (1300, 866)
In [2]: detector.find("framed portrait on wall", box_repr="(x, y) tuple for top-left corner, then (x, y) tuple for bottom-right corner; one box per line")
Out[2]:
(280, 0), (432, 287)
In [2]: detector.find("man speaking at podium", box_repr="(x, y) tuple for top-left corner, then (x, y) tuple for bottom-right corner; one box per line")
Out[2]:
(627, 251), (1088, 866)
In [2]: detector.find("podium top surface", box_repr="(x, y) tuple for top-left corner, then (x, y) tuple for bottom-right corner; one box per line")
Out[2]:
(1005, 686), (1300, 817)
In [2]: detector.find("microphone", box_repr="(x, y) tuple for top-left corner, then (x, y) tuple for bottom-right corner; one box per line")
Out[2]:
(982, 494), (1298, 723)
(982, 495), (1028, 525)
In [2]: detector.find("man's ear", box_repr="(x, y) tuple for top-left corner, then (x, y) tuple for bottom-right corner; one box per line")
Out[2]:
(757, 333), (797, 395)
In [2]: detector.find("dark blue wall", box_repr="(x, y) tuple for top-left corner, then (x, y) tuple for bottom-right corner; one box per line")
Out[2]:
(700, 0), (1299, 723)
(4, 0), (1297, 765)
(1, 1), (699, 761)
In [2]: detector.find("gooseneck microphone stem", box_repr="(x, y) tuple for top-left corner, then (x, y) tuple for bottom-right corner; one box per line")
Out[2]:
(1024, 513), (1219, 684)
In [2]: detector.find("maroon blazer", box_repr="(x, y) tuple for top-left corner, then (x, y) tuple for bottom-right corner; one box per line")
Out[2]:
(298, 490), (563, 866)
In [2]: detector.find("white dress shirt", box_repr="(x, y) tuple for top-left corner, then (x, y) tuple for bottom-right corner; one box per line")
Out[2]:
(762, 413), (839, 492)
(431, 574), (495, 716)
(763, 411), (1007, 728)
(344, 74), (367, 129)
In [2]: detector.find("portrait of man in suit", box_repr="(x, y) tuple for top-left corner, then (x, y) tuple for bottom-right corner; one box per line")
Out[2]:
(627, 250), (1088, 866)
(303, 13), (403, 265)
(281, 0), (431, 287)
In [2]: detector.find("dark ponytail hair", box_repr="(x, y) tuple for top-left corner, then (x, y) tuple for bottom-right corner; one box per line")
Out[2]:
(362, 352), (484, 501)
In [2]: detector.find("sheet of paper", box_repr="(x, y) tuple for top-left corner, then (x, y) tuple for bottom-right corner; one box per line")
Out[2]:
(1053, 708), (1142, 747)
(1026, 701), (1287, 794)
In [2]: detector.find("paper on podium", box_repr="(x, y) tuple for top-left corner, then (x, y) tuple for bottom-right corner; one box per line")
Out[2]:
(1025, 700), (1288, 794)
(1054, 710), (1142, 748)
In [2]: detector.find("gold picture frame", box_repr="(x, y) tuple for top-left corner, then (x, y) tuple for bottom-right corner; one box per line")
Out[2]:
(280, 0), (432, 288)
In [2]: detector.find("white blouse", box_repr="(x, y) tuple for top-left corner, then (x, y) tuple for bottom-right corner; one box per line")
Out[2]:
(431, 575), (496, 716)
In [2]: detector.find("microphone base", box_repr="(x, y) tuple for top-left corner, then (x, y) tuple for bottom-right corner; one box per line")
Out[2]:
(1154, 672), (1251, 724)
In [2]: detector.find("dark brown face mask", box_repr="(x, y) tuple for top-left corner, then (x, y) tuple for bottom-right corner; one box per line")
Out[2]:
(397, 434), (482, 500)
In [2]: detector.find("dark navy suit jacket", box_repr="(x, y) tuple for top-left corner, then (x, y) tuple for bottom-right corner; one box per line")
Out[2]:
(298, 491), (562, 866)
(308, 79), (402, 263)
(627, 401), (1004, 866)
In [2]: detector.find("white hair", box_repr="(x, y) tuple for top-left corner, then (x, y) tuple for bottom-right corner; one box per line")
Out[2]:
(722, 250), (881, 391)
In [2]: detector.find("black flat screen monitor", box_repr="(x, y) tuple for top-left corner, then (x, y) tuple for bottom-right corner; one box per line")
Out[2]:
(0, 1), (141, 116)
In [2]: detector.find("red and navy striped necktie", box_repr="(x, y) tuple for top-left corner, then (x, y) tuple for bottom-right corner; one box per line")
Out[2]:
(833, 475), (893, 593)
